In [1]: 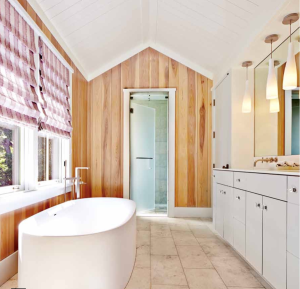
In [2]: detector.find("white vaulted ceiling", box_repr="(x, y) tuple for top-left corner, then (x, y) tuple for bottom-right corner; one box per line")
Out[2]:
(29, 0), (291, 80)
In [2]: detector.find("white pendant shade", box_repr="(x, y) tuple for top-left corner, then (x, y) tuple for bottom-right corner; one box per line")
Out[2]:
(266, 59), (278, 99)
(242, 80), (251, 113)
(283, 42), (297, 90)
(270, 98), (280, 113)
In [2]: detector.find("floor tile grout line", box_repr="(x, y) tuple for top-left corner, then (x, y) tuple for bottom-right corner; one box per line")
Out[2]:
(193, 223), (231, 289)
(171, 223), (191, 289)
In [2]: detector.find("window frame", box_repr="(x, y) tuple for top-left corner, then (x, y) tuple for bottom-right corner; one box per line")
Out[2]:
(37, 133), (62, 187)
(0, 121), (23, 196)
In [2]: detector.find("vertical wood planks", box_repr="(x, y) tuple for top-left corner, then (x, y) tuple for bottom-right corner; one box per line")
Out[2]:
(177, 64), (188, 207)
(69, 47), (213, 208)
(111, 65), (122, 198)
(150, 48), (159, 88)
(159, 53), (169, 88)
(101, 71), (112, 197)
(207, 79), (213, 207)
(169, 59), (180, 206)
(139, 49), (150, 88)
(187, 68), (197, 207)
(197, 74), (208, 207)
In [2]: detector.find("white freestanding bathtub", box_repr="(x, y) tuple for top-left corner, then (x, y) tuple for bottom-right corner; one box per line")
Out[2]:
(18, 198), (136, 289)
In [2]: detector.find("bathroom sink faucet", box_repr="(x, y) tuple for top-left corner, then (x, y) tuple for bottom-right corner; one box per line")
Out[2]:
(75, 167), (90, 199)
(254, 157), (278, 167)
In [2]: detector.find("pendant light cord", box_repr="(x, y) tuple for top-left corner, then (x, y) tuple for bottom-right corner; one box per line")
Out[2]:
(246, 66), (248, 81)
(290, 20), (292, 42)
(271, 40), (273, 59)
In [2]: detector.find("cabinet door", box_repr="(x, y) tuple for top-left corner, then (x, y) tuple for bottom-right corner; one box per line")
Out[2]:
(246, 192), (263, 274)
(213, 174), (217, 230)
(263, 197), (287, 289)
(215, 184), (224, 237)
(233, 189), (246, 224)
(223, 186), (234, 245)
(287, 251), (299, 289)
(287, 202), (299, 258)
(233, 218), (246, 257)
(215, 74), (231, 168)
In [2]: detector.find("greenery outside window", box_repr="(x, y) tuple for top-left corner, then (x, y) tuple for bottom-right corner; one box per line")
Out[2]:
(0, 122), (21, 194)
(38, 135), (60, 185)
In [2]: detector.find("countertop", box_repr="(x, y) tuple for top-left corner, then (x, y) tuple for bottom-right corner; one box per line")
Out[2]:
(213, 167), (300, 176)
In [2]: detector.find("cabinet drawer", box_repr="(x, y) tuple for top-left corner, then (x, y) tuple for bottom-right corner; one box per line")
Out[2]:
(233, 219), (245, 257)
(233, 189), (246, 224)
(215, 170), (233, 187)
(234, 172), (248, 190)
(234, 172), (287, 201)
(287, 252), (299, 289)
(288, 177), (300, 205)
(287, 202), (300, 258)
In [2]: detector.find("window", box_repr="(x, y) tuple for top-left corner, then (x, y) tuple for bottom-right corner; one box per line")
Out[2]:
(0, 1), (72, 195)
(0, 123), (20, 189)
(38, 135), (60, 184)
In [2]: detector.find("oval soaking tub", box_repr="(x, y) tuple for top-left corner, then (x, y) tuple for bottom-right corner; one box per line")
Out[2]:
(18, 198), (136, 289)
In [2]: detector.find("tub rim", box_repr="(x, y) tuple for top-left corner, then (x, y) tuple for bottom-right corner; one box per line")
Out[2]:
(19, 197), (136, 238)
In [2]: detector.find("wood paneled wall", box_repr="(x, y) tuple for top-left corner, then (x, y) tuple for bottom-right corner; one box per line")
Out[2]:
(87, 48), (213, 207)
(72, 64), (89, 198)
(0, 0), (89, 263)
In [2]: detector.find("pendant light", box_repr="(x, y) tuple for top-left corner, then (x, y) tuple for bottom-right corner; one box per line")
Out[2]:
(242, 61), (252, 113)
(265, 34), (279, 99)
(282, 13), (299, 90)
(270, 98), (280, 113)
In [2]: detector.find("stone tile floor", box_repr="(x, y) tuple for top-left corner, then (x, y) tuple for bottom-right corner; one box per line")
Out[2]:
(1, 217), (271, 289)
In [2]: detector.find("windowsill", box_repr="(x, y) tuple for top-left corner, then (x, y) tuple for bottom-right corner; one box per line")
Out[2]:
(0, 183), (72, 215)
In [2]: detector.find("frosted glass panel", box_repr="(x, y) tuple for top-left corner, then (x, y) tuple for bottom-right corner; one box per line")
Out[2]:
(130, 103), (155, 212)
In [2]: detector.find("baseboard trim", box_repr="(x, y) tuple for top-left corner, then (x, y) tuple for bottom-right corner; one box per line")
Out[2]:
(173, 208), (212, 218)
(0, 251), (18, 286)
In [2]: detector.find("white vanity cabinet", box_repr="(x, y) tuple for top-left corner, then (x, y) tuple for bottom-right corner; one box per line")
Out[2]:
(263, 197), (287, 289)
(246, 192), (263, 273)
(233, 189), (246, 257)
(287, 176), (300, 289)
(215, 183), (234, 245)
(213, 169), (298, 289)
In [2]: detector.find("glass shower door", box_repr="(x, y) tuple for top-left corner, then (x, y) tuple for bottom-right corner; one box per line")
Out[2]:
(130, 103), (155, 212)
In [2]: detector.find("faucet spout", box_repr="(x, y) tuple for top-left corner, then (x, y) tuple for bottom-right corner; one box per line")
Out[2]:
(254, 157), (278, 167)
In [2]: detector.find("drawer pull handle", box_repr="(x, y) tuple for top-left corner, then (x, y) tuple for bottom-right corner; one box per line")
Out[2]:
(263, 205), (267, 210)
(289, 187), (297, 193)
(236, 179), (241, 182)
(255, 203), (261, 208)
(236, 196), (241, 200)
(223, 191), (226, 195)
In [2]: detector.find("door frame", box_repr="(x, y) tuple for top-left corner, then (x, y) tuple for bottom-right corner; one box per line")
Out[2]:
(123, 88), (176, 217)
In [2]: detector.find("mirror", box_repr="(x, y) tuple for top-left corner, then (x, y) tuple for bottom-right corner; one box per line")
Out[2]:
(255, 28), (300, 157)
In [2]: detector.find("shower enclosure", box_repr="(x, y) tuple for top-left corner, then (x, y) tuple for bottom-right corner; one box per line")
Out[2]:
(130, 92), (168, 215)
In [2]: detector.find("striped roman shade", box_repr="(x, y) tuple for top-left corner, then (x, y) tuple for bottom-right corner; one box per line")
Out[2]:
(0, 0), (40, 127)
(38, 37), (72, 138)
